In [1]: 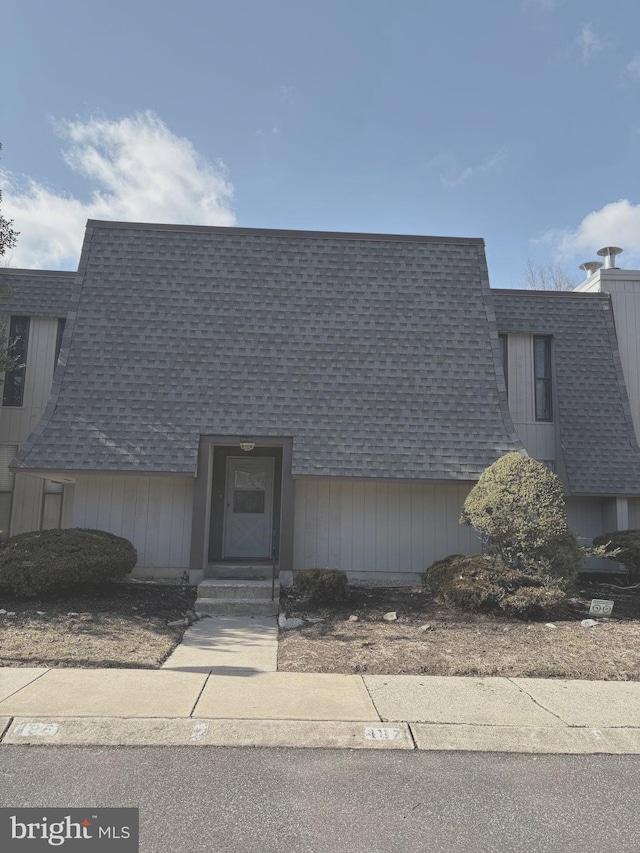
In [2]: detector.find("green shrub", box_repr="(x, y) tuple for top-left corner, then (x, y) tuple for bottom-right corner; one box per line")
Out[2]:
(422, 553), (567, 620)
(593, 530), (640, 577)
(0, 528), (137, 597)
(294, 569), (349, 605)
(529, 529), (583, 586)
(498, 586), (566, 619)
(460, 452), (582, 583)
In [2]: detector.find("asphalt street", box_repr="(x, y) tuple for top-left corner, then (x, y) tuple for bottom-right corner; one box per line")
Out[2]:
(1, 746), (639, 852)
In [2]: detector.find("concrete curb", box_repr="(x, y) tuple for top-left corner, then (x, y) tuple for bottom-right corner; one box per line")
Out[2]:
(2, 717), (640, 753)
(1, 718), (414, 750)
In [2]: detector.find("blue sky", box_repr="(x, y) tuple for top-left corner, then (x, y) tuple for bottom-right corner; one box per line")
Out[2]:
(2, 0), (640, 287)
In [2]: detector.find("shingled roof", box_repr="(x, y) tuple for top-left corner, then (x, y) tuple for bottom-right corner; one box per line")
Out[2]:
(493, 290), (640, 495)
(0, 268), (76, 317)
(14, 220), (523, 478)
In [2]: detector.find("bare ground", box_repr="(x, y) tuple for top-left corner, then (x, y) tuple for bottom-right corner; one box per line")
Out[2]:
(278, 582), (640, 680)
(0, 580), (197, 668)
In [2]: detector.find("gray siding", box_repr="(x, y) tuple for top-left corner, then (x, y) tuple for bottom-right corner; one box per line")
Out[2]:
(293, 478), (480, 578)
(0, 317), (61, 445)
(504, 333), (555, 463)
(0, 317), (63, 537)
(71, 475), (193, 576)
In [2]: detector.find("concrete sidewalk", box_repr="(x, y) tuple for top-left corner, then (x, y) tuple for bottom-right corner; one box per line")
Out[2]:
(1, 666), (640, 753)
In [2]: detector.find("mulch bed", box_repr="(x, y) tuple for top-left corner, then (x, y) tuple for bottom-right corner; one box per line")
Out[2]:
(277, 580), (640, 680)
(0, 579), (197, 668)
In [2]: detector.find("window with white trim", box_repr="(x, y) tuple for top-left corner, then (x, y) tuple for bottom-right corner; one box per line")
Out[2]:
(533, 335), (552, 422)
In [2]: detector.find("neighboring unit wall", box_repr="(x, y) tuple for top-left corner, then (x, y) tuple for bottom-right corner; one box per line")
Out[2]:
(293, 478), (480, 582)
(576, 270), (640, 447)
(0, 317), (64, 538)
(72, 475), (194, 577)
(0, 317), (62, 442)
(504, 333), (555, 465)
(605, 281), (640, 445)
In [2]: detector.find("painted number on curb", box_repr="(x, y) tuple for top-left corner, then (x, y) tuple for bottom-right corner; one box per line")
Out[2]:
(14, 722), (59, 737)
(364, 727), (400, 741)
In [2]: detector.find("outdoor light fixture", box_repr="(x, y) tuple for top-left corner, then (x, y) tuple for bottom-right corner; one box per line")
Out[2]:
(239, 441), (255, 452)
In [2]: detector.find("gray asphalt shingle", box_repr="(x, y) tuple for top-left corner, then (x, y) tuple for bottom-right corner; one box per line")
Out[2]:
(14, 221), (522, 478)
(0, 269), (76, 317)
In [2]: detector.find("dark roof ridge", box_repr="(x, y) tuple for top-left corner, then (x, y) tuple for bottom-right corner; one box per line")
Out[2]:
(85, 219), (484, 245)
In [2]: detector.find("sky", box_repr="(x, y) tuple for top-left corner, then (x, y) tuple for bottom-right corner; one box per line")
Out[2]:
(2, 0), (640, 288)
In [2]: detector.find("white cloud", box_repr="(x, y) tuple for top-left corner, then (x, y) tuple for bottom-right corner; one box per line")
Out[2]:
(543, 199), (640, 266)
(431, 147), (508, 188)
(576, 23), (604, 63)
(626, 55), (640, 82)
(0, 111), (235, 269)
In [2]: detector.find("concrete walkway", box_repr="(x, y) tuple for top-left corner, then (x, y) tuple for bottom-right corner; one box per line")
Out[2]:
(160, 616), (278, 674)
(1, 617), (639, 753)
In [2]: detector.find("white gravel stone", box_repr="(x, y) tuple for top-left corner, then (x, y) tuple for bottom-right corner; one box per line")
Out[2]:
(581, 619), (599, 628)
(278, 614), (305, 630)
(348, 615), (359, 622)
(382, 611), (398, 622)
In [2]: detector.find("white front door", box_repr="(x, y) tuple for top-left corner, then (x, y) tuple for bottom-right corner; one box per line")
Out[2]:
(223, 457), (274, 559)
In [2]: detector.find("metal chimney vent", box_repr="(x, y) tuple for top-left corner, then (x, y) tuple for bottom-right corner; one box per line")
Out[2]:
(579, 261), (604, 277)
(597, 246), (623, 269)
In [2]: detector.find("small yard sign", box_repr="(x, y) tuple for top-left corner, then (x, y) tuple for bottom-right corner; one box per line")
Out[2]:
(589, 599), (614, 617)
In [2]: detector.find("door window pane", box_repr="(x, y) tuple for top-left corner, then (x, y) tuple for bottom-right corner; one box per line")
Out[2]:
(233, 490), (265, 513)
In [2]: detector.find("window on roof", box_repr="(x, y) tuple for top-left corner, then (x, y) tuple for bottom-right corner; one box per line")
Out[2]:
(498, 334), (508, 394)
(534, 335), (552, 422)
(2, 316), (30, 408)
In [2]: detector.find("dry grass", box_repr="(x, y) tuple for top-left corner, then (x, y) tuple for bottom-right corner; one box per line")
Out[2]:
(278, 584), (640, 681)
(0, 580), (197, 668)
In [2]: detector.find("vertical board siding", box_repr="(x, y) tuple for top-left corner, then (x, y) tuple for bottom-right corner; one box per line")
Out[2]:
(507, 333), (556, 463)
(565, 497), (604, 544)
(628, 498), (640, 529)
(0, 317), (60, 445)
(293, 478), (480, 573)
(72, 475), (193, 569)
(10, 474), (44, 535)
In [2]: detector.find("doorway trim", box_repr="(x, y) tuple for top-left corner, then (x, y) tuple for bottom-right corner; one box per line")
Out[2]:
(189, 435), (294, 584)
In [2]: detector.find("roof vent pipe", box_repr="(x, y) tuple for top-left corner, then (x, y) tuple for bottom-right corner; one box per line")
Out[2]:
(579, 261), (604, 277)
(597, 246), (623, 269)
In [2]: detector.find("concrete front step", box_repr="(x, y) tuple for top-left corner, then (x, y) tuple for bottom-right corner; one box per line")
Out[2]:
(206, 563), (276, 581)
(194, 598), (279, 616)
(197, 579), (277, 601)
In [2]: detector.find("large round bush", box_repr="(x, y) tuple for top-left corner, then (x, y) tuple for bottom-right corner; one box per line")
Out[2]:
(460, 452), (582, 583)
(422, 554), (568, 620)
(0, 528), (137, 597)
